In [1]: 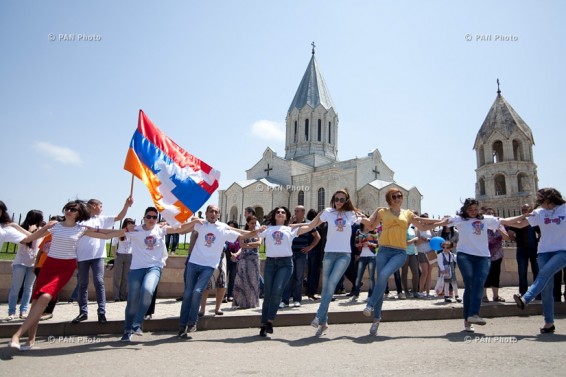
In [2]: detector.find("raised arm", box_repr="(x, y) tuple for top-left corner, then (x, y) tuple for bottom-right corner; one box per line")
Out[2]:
(296, 213), (323, 235)
(362, 208), (381, 229)
(8, 222), (32, 237)
(114, 196), (134, 222)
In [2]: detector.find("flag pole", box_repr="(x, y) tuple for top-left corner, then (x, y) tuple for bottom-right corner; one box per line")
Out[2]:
(130, 174), (135, 197)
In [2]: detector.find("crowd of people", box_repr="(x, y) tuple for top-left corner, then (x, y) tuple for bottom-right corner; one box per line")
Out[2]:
(2, 186), (566, 349)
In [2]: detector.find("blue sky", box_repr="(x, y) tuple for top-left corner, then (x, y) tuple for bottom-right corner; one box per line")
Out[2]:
(1, 1), (565, 223)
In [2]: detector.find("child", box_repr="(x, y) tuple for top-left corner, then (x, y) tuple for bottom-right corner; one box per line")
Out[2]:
(437, 241), (461, 303)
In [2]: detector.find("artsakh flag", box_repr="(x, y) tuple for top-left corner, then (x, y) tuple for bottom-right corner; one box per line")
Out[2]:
(124, 110), (220, 226)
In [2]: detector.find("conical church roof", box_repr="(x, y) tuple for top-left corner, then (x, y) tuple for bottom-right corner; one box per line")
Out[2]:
(288, 51), (335, 112)
(474, 89), (535, 148)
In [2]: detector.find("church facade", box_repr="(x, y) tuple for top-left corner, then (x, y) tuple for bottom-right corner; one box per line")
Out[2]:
(473, 82), (538, 216)
(218, 48), (422, 224)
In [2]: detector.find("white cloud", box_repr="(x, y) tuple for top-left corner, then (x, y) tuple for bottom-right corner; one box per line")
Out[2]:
(33, 141), (83, 166)
(250, 120), (285, 142)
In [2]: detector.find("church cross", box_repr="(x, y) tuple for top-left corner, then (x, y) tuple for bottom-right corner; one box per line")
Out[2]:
(311, 41), (316, 55)
(372, 166), (380, 179)
(264, 163), (273, 177)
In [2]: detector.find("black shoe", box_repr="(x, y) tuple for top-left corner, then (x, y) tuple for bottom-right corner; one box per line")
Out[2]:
(72, 313), (88, 324)
(513, 294), (526, 310)
(259, 326), (267, 337)
(265, 322), (273, 334)
(98, 314), (107, 324)
(176, 297), (183, 302)
(540, 325), (555, 334)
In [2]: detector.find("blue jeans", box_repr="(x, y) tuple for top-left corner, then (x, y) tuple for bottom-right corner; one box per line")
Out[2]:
(353, 256), (375, 297)
(124, 266), (162, 332)
(367, 247), (407, 320)
(283, 251), (307, 303)
(8, 264), (36, 315)
(78, 258), (106, 315)
(316, 252), (351, 324)
(523, 250), (566, 323)
(179, 262), (215, 327)
(262, 257), (293, 324)
(457, 252), (490, 320)
(516, 250), (539, 295)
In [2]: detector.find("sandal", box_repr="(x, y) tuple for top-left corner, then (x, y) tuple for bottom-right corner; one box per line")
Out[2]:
(493, 296), (505, 302)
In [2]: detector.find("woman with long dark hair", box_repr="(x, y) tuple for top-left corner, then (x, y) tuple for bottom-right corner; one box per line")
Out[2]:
(111, 218), (136, 302)
(5, 210), (44, 321)
(232, 216), (262, 309)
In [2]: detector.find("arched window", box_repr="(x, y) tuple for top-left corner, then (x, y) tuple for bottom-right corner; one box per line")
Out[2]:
(317, 119), (322, 142)
(492, 141), (504, 163)
(513, 140), (524, 161)
(298, 190), (305, 206)
(317, 188), (325, 212)
(328, 122), (331, 143)
(479, 178), (486, 196)
(478, 145), (485, 167)
(305, 119), (309, 141)
(494, 174), (506, 195)
(517, 173), (530, 192)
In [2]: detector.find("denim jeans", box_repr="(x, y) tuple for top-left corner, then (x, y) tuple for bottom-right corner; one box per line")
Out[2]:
(516, 251), (539, 295)
(78, 258), (106, 315)
(457, 252), (490, 320)
(124, 266), (162, 332)
(8, 264), (36, 315)
(262, 257), (293, 324)
(283, 251), (307, 303)
(523, 250), (566, 323)
(367, 247), (407, 320)
(179, 262), (215, 327)
(316, 252), (351, 324)
(353, 256), (375, 297)
(307, 248), (321, 296)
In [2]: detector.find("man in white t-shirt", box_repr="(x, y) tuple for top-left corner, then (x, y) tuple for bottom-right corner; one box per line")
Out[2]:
(178, 205), (260, 338)
(72, 197), (133, 324)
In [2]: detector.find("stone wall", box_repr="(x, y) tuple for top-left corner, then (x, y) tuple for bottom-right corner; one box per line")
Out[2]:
(0, 247), (529, 302)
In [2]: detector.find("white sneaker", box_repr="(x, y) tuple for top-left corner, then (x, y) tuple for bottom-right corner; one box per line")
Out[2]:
(467, 315), (486, 326)
(369, 321), (380, 336)
(310, 317), (320, 328)
(294, 301), (301, 307)
(398, 292), (406, 300)
(315, 324), (328, 337)
(279, 302), (285, 309)
(362, 307), (373, 317)
(464, 321), (475, 333)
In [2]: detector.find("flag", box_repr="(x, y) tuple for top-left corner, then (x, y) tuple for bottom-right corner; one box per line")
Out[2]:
(124, 110), (220, 226)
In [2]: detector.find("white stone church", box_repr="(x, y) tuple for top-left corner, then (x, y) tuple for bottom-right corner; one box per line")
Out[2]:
(218, 47), (422, 224)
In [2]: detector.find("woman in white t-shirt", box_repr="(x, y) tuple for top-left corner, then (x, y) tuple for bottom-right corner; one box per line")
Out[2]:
(512, 188), (566, 334)
(298, 189), (376, 337)
(258, 206), (309, 337)
(110, 218), (135, 302)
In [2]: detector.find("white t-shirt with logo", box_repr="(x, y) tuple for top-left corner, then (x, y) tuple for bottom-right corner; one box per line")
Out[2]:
(447, 215), (501, 257)
(259, 225), (298, 258)
(527, 204), (566, 253)
(320, 209), (360, 253)
(76, 215), (116, 261)
(126, 225), (168, 269)
(189, 222), (240, 268)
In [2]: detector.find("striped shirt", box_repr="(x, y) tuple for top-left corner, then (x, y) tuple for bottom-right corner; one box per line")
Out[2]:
(47, 223), (86, 260)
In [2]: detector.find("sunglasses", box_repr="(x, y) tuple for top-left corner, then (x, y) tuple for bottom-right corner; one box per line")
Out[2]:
(391, 194), (403, 200)
(334, 197), (346, 203)
(275, 210), (286, 214)
(442, 246), (451, 249)
(65, 207), (79, 213)
(145, 215), (158, 220)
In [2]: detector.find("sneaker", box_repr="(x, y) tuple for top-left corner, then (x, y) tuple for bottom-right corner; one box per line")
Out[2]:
(72, 313), (88, 324)
(144, 315), (152, 320)
(362, 307), (373, 318)
(351, 295), (359, 302)
(310, 317), (320, 328)
(187, 325), (197, 333)
(416, 292), (427, 299)
(19, 312), (28, 319)
(293, 301), (301, 307)
(178, 326), (188, 338)
(315, 324), (328, 337)
(279, 302), (286, 309)
(369, 321), (380, 336)
(464, 321), (475, 333)
(467, 315), (486, 326)
(98, 314), (107, 324)
(265, 322), (273, 334)
(4, 315), (15, 322)
(398, 292), (406, 300)
(259, 326), (267, 337)
(455, 297), (462, 303)
(132, 326), (143, 336)
(120, 332), (132, 343)
(444, 297), (452, 303)
(513, 294), (526, 310)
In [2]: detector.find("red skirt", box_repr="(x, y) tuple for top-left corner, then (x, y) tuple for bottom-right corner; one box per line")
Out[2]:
(32, 257), (77, 300)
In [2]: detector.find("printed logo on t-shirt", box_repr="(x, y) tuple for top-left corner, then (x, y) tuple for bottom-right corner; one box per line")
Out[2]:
(335, 217), (345, 232)
(544, 216), (564, 225)
(272, 231), (283, 245)
(472, 221), (484, 235)
(144, 236), (157, 250)
(204, 233), (216, 247)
